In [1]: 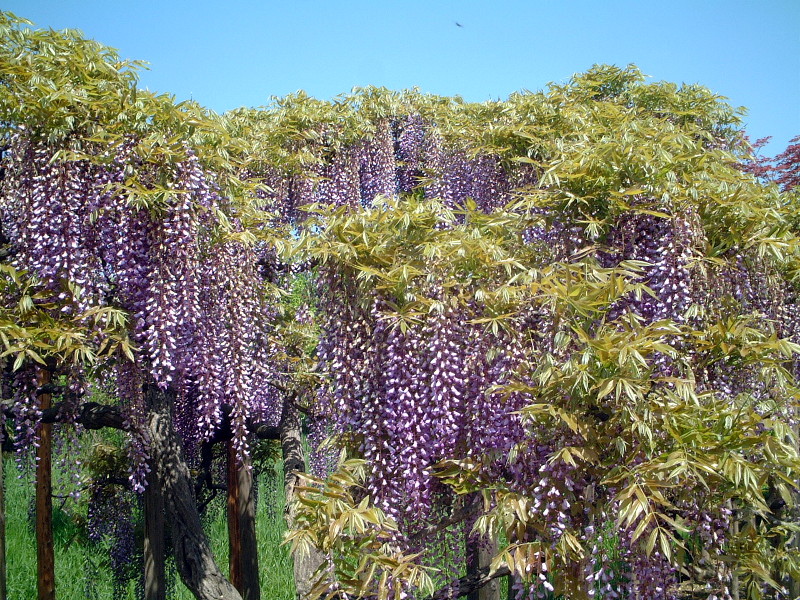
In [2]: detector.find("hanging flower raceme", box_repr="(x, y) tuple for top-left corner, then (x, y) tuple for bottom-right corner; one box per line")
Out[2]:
(1, 129), (282, 481)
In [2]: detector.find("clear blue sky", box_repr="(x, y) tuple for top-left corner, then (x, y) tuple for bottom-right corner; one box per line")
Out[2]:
(6, 0), (800, 155)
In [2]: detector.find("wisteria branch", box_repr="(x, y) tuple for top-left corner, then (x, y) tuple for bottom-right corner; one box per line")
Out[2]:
(407, 494), (483, 544)
(427, 563), (511, 600)
(19, 398), (282, 440)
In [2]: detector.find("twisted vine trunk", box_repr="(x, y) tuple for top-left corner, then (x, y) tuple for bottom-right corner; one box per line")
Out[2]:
(143, 466), (166, 600)
(279, 398), (324, 600)
(145, 384), (242, 600)
(431, 564), (511, 600)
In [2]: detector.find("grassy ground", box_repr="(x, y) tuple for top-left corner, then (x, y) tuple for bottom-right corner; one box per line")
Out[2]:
(4, 450), (522, 599)
(4, 455), (295, 599)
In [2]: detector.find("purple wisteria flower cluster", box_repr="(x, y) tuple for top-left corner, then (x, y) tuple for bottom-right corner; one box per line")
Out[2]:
(4, 85), (798, 600)
(1, 135), (281, 481)
(241, 112), (515, 220)
(302, 113), (800, 599)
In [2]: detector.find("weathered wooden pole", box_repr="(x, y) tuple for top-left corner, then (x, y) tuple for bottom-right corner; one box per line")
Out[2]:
(227, 441), (242, 592)
(789, 510), (800, 600)
(36, 368), (55, 600)
(788, 427), (800, 600)
(731, 519), (740, 600)
(226, 441), (260, 599)
(0, 414), (6, 600)
(466, 533), (500, 600)
(143, 466), (166, 600)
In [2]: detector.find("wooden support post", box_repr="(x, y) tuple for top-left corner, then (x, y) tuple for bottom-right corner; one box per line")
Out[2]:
(36, 368), (55, 600)
(789, 517), (800, 600)
(466, 532), (500, 600)
(0, 420), (6, 600)
(731, 517), (740, 600)
(227, 440), (259, 600)
(144, 466), (166, 600)
(788, 427), (800, 600)
(506, 575), (516, 600)
(227, 441), (242, 593)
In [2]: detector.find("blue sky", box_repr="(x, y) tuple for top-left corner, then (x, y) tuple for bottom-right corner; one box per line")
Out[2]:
(7, 0), (800, 155)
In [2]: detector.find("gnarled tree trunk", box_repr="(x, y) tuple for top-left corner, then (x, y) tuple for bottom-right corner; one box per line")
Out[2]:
(143, 465), (166, 600)
(432, 564), (511, 600)
(279, 398), (324, 600)
(145, 384), (242, 600)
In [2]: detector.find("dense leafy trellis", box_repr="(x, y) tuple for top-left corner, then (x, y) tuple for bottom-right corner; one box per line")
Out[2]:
(2, 10), (800, 600)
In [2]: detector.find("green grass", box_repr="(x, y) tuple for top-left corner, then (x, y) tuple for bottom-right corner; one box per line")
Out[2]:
(4, 455), (295, 599)
(4, 450), (523, 599)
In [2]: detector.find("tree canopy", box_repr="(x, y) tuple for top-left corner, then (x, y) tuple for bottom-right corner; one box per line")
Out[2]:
(2, 11), (800, 600)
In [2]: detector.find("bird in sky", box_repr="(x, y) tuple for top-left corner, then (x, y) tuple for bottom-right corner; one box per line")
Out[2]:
(455, 21), (463, 28)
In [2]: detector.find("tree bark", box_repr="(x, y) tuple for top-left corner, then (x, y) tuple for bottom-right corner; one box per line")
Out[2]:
(227, 441), (260, 600)
(9, 390), (281, 600)
(145, 384), (242, 600)
(431, 564), (511, 600)
(279, 398), (323, 600)
(36, 368), (55, 600)
(143, 465), (166, 600)
(563, 559), (593, 600)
